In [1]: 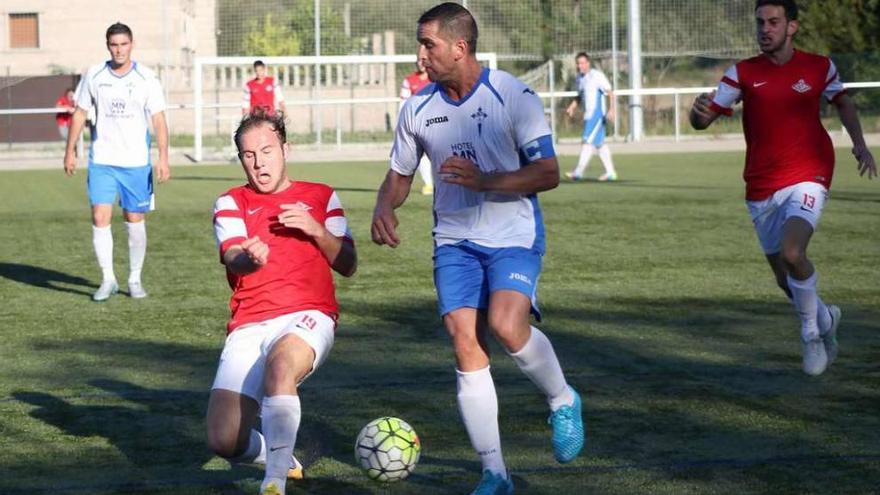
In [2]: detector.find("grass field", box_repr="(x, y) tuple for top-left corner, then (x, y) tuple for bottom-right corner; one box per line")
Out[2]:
(1, 150), (878, 494)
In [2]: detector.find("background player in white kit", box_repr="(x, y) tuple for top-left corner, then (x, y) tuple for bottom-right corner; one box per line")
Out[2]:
(372, 4), (584, 494)
(206, 113), (357, 495)
(564, 52), (617, 182)
(63, 22), (170, 301)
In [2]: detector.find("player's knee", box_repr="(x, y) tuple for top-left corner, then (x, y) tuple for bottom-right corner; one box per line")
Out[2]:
(206, 427), (244, 459)
(781, 245), (806, 269)
(487, 312), (520, 349)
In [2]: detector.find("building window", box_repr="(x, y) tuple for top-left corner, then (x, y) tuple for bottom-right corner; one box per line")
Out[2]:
(10, 13), (40, 49)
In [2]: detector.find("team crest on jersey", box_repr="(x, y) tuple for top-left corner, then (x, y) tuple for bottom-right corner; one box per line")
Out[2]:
(471, 107), (488, 135)
(265, 84), (273, 91)
(792, 79), (812, 93)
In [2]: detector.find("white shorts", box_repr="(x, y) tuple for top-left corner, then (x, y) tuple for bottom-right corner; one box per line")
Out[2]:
(211, 310), (336, 401)
(746, 181), (828, 255)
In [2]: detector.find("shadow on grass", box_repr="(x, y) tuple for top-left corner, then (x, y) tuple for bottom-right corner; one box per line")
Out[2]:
(9, 293), (880, 493)
(0, 262), (96, 296)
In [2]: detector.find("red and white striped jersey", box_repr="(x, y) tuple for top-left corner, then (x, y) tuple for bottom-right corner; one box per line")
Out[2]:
(710, 50), (846, 200)
(213, 181), (353, 333)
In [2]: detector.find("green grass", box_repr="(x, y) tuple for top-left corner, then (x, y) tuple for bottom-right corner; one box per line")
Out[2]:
(1, 150), (879, 494)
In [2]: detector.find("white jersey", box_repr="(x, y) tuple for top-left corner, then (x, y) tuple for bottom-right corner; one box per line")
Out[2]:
(577, 68), (612, 120)
(391, 68), (554, 251)
(76, 61), (166, 167)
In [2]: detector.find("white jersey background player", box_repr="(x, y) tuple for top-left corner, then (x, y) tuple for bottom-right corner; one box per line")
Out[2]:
(564, 52), (617, 182)
(372, 3), (585, 494)
(63, 22), (170, 302)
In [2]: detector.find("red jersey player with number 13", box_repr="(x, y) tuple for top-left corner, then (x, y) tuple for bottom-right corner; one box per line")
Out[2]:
(690, 0), (876, 376)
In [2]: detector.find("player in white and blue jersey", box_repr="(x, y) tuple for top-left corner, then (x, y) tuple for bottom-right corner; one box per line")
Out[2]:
(564, 52), (618, 182)
(372, 4), (584, 494)
(63, 22), (170, 302)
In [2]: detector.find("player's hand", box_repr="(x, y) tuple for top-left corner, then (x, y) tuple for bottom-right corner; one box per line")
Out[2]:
(155, 157), (171, 183)
(277, 203), (324, 238)
(439, 156), (484, 192)
(691, 91), (716, 116)
(63, 150), (77, 177)
(240, 236), (269, 266)
(371, 207), (400, 248)
(853, 144), (877, 179)
(566, 105), (575, 118)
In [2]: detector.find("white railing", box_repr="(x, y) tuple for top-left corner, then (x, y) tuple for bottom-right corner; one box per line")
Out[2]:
(3, 80), (878, 159)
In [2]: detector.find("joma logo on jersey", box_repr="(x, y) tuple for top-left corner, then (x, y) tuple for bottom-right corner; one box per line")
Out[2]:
(792, 79), (812, 93)
(425, 116), (449, 127)
(509, 272), (533, 285)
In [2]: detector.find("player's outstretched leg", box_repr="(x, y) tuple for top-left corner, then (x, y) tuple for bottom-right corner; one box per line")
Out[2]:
(508, 326), (584, 463)
(259, 395), (301, 495)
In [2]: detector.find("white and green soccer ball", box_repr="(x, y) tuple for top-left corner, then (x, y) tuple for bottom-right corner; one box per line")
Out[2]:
(354, 416), (421, 482)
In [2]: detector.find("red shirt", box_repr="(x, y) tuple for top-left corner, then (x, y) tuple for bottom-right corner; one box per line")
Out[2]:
(710, 50), (846, 200)
(55, 95), (74, 127)
(213, 181), (353, 333)
(400, 71), (431, 99)
(245, 77), (278, 115)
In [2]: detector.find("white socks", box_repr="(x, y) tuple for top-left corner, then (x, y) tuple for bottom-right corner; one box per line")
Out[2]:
(92, 225), (115, 282)
(260, 395), (301, 493)
(573, 145), (595, 177)
(509, 326), (574, 411)
(788, 272), (829, 341)
(456, 367), (506, 478)
(598, 144), (616, 176)
(417, 156), (433, 188)
(229, 429), (266, 465)
(125, 221), (146, 284)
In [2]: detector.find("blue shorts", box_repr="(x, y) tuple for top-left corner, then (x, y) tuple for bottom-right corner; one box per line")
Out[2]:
(582, 113), (606, 146)
(433, 240), (542, 320)
(87, 164), (154, 213)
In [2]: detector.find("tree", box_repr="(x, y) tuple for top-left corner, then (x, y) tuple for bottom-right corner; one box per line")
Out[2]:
(243, 13), (302, 56)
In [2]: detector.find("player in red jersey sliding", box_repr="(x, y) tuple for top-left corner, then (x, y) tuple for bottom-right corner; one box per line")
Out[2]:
(690, 0), (876, 376)
(206, 112), (357, 495)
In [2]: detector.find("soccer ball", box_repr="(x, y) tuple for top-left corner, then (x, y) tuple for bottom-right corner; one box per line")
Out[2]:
(354, 417), (421, 482)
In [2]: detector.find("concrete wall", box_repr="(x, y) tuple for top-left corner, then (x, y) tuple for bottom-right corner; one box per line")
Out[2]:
(0, 0), (215, 80)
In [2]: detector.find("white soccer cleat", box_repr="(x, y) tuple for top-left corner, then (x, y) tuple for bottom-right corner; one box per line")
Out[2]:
(92, 280), (119, 302)
(801, 337), (828, 376)
(822, 305), (841, 367)
(128, 281), (148, 299)
(598, 172), (618, 182)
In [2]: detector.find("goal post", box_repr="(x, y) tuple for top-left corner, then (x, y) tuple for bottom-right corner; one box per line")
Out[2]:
(192, 53), (498, 162)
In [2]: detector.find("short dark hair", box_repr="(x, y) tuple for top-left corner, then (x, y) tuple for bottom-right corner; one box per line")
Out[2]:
(575, 52), (590, 61)
(253, 60), (265, 69)
(105, 22), (133, 43)
(234, 111), (287, 154)
(755, 0), (798, 21)
(418, 2), (478, 54)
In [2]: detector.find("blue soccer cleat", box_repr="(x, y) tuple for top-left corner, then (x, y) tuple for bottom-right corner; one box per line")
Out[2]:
(470, 470), (513, 495)
(549, 386), (585, 463)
